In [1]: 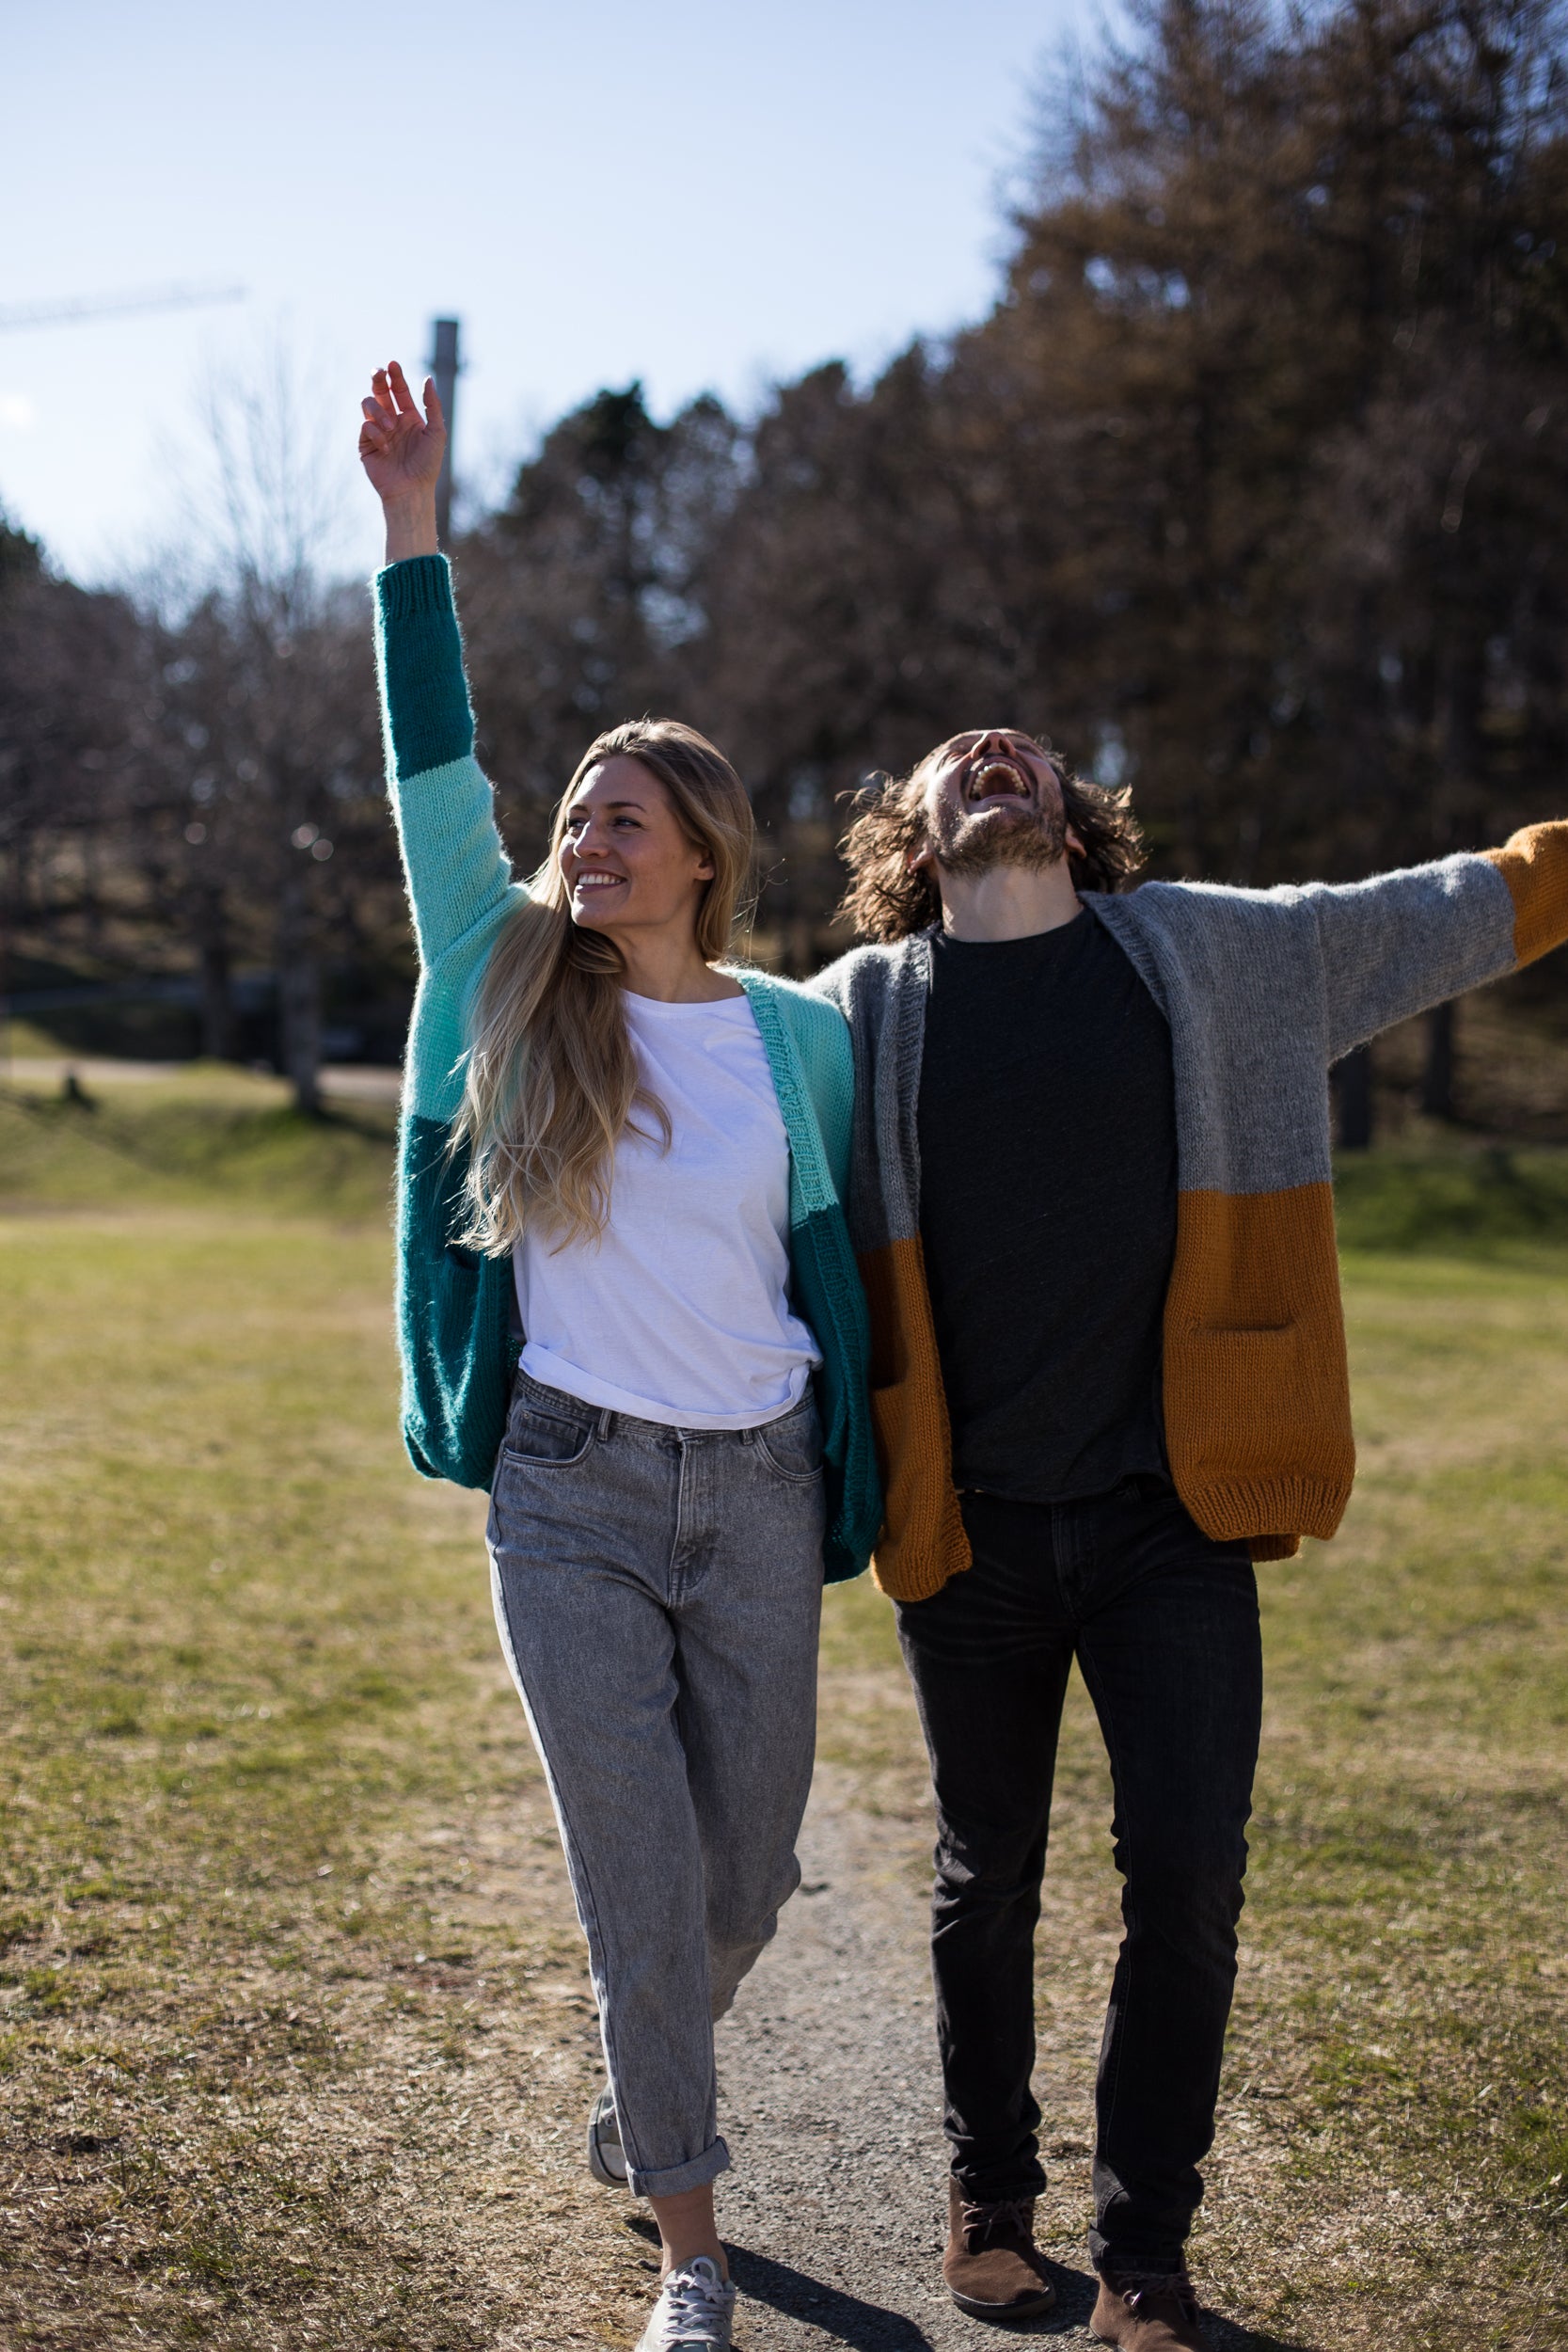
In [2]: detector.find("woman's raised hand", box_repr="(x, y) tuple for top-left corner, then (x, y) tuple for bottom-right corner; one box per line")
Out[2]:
(359, 361), (444, 560)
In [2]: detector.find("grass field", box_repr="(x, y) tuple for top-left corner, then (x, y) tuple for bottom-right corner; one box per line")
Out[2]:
(2, 1072), (1566, 2349)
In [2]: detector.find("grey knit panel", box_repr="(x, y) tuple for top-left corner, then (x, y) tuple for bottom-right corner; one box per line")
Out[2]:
(1300, 854), (1516, 1062)
(1092, 851), (1517, 1197)
(1088, 888), (1334, 1195)
(809, 938), (931, 1250)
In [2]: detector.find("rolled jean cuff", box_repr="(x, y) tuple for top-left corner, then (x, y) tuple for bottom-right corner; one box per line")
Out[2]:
(626, 2135), (732, 2201)
(1089, 2232), (1188, 2279)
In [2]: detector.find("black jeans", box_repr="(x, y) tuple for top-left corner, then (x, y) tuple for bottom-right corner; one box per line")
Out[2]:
(895, 1483), (1262, 2275)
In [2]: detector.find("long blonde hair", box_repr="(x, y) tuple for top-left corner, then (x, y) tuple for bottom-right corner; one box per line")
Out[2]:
(451, 720), (754, 1253)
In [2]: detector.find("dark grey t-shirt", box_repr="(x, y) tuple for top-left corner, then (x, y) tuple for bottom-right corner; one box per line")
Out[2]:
(916, 911), (1178, 1502)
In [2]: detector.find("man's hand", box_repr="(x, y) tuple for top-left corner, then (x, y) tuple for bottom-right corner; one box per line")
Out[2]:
(358, 360), (443, 561)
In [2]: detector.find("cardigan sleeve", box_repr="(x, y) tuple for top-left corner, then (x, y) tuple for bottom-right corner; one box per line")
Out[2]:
(1300, 847), (1538, 1065)
(373, 555), (517, 971)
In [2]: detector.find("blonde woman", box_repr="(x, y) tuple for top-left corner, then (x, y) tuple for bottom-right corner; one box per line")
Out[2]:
(358, 362), (879, 2350)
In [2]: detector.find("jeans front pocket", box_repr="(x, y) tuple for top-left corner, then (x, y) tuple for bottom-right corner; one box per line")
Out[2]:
(501, 1401), (597, 1470)
(753, 1395), (824, 1485)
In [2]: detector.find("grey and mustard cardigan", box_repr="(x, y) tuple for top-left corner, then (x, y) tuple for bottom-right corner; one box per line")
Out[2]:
(812, 831), (1568, 1600)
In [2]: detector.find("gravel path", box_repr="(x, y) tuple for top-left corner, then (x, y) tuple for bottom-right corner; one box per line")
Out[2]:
(708, 1763), (1262, 2352)
(711, 1763), (1103, 2349)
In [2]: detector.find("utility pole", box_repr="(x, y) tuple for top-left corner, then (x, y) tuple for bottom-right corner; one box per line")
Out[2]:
(429, 317), (460, 548)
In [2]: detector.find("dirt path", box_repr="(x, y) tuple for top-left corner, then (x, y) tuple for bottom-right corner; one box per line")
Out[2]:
(716, 1762), (982, 2350)
(2, 1055), (402, 1099)
(710, 1764), (1263, 2352)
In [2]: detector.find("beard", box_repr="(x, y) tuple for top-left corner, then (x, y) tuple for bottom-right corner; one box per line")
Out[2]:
(927, 793), (1068, 878)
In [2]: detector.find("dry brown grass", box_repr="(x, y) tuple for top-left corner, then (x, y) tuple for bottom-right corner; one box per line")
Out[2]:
(2, 1099), (1565, 2347)
(0, 1210), (663, 2348)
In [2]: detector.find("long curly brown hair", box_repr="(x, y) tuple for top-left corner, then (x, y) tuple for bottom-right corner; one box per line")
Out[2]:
(835, 739), (1145, 943)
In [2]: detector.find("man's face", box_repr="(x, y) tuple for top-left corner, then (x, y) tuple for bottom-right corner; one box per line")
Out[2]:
(913, 729), (1078, 877)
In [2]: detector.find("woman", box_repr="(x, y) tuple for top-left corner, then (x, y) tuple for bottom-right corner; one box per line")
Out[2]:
(359, 361), (879, 2350)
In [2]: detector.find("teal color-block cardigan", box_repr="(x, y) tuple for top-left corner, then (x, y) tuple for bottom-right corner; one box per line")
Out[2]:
(374, 554), (880, 1582)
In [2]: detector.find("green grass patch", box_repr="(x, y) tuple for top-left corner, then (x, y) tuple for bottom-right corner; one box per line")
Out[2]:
(0, 1205), (648, 2348)
(4, 1084), (1567, 2346)
(0, 1070), (396, 1217)
(1334, 1141), (1568, 1251)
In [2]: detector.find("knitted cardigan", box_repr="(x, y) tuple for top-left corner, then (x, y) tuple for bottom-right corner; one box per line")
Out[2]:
(374, 555), (879, 1581)
(812, 833), (1568, 1600)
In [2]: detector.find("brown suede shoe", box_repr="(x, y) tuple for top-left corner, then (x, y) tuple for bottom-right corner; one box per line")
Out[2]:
(1090, 2264), (1208, 2349)
(942, 2180), (1057, 2323)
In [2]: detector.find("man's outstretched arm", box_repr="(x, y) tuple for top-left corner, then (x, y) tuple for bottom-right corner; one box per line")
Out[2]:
(1307, 821), (1568, 1064)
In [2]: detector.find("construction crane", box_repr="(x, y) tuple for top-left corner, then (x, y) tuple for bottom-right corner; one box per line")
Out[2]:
(0, 281), (246, 334)
(3, 291), (459, 542)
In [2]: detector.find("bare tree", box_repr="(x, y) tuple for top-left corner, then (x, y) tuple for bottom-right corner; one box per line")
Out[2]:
(140, 338), (388, 1110)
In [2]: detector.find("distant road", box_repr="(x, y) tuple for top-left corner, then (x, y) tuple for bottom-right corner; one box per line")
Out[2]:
(0, 1058), (404, 1103)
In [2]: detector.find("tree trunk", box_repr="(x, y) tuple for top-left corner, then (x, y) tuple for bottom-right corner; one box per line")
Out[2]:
(1420, 999), (1456, 1121)
(276, 878), (322, 1115)
(1336, 1042), (1374, 1151)
(197, 890), (233, 1061)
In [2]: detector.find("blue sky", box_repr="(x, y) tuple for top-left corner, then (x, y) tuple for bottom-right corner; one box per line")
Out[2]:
(6, 1), (1087, 581)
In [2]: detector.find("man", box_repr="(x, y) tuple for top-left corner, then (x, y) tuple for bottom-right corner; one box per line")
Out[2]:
(811, 730), (1568, 2349)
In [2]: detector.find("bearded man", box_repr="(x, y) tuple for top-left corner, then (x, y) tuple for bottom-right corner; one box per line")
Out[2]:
(810, 731), (1568, 2348)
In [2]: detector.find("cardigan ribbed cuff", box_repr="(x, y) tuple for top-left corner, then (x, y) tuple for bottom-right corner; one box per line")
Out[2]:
(375, 551), (455, 619)
(373, 554), (476, 779)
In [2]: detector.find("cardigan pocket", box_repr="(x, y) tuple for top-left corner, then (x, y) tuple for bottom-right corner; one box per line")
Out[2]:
(1166, 1320), (1352, 1487)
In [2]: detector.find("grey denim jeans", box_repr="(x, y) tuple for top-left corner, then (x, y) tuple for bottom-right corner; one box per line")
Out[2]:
(486, 1370), (827, 2199)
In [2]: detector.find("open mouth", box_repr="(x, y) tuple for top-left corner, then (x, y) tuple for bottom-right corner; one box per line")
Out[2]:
(574, 871), (626, 893)
(963, 755), (1033, 805)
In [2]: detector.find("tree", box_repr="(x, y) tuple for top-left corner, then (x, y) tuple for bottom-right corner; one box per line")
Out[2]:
(454, 385), (741, 872)
(697, 352), (1051, 963)
(0, 518), (154, 995)
(144, 346), (398, 1108)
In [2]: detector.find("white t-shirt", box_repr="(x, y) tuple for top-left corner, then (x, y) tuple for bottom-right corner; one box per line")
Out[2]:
(513, 989), (821, 1429)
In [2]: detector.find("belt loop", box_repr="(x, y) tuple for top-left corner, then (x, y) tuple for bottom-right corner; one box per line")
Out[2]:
(596, 1406), (614, 1439)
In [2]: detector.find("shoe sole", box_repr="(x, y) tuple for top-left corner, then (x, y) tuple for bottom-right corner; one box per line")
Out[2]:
(948, 2284), (1058, 2324)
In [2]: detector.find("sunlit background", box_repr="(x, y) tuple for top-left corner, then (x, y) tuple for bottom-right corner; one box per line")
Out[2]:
(5, 11), (1568, 2342)
(7, 0), (1568, 1143)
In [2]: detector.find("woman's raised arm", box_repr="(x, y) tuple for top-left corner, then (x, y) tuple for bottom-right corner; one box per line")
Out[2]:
(359, 360), (444, 563)
(362, 359), (515, 970)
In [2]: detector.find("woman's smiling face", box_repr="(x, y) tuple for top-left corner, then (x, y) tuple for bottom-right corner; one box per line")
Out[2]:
(559, 755), (716, 939)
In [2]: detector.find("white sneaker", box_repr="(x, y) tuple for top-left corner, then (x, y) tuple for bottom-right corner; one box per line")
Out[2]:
(634, 2256), (736, 2351)
(586, 2085), (628, 2186)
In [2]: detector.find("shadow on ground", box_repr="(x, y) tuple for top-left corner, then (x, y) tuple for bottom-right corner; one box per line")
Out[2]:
(729, 2243), (942, 2347)
(723, 2239), (1316, 2352)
